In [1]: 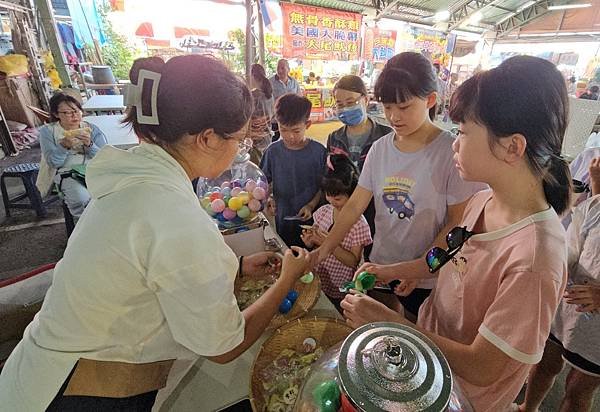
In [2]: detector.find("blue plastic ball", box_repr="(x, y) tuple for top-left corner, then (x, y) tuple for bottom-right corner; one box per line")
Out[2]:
(286, 290), (299, 303)
(279, 298), (293, 314)
(216, 213), (227, 222)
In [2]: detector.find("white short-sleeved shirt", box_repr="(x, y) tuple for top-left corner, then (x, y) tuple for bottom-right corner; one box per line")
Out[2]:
(0, 143), (245, 411)
(358, 131), (487, 288)
(552, 195), (600, 368)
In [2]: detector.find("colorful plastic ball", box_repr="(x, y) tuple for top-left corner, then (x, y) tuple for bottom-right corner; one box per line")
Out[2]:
(228, 196), (243, 211)
(211, 187), (221, 193)
(232, 179), (242, 188)
(279, 298), (293, 314)
(257, 180), (268, 190)
(300, 272), (314, 284)
(286, 290), (299, 303)
(223, 208), (237, 220)
(252, 187), (266, 201)
(237, 206), (251, 219)
(238, 191), (250, 204)
(221, 181), (231, 190)
(209, 192), (223, 201)
(221, 187), (231, 197)
(200, 197), (211, 209)
(231, 187), (243, 197)
(210, 199), (226, 213)
(248, 199), (262, 212)
(245, 180), (257, 192)
(204, 206), (217, 217)
(216, 212), (227, 222)
(223, 195), (231, 204)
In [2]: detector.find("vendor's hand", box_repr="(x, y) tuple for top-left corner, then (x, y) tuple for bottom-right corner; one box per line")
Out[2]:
(564, 284), (600, 313)
(394, 279), (419, 297)
(354, 262), (396, 283)
(589, 157), (600, 195)
(340, 291), (405, 329)
(297, 204), (313, 221)
(242, 251), (282, 279)
(280, 247), (311, 282)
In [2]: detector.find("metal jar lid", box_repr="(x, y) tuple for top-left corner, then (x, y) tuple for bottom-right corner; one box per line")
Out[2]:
(337, 322), (452, 412)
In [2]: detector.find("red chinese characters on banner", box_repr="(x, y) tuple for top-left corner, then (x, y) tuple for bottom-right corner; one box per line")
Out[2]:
(363, 28), (397, 62)
(281, 3), (362, 60)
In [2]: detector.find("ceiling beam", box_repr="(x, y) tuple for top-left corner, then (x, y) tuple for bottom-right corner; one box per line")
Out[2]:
(447, 0), (499, 31)
(375, 0), (402, 20)
(495, 0), (553, 38)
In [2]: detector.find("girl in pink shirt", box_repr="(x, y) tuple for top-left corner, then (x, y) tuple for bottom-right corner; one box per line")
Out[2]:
(341, 56), (571, 411)
(301, 154), (372, 310)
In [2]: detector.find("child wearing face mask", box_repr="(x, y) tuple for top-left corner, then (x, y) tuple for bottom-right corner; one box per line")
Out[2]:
(326, 75), (392, 260)
(327, 75), (392, 171)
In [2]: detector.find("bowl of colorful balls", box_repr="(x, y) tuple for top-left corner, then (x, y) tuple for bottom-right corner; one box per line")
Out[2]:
(197, 154), (269, 230)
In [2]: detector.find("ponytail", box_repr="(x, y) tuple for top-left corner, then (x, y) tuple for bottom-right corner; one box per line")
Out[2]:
(251, 63), (273, 99)
(542, 156), (572, 215)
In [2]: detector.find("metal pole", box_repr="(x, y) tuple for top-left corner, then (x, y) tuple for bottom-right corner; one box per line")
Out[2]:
(256, 0), (265, 66)
(34, 0), (72, 87)
(245, 0), (254, 82)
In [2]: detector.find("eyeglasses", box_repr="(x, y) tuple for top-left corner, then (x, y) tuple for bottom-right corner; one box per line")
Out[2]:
(572, 179), (590, 194)
(334, 100), (362, 111)
(57, 110), (81, 117)
(425, 226), (475, 273)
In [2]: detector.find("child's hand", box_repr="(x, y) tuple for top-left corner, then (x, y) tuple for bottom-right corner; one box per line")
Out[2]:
(564, 284), (600, 313)
(266, 197), (276, 216)
(394, 279), (419, 297)
(354, 262), (395, 283)
(310, 228), (327, 246)
(589, 157), (600, 195)
(297, 205), (313, 221)
(300, 229), (315, 248)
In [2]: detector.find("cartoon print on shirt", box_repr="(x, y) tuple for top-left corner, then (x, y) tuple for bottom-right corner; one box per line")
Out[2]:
(382, 175), (416, 219)
(452, 255), (468, 276)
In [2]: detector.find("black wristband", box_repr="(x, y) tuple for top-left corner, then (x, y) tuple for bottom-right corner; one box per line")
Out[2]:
(238, 255), (244, 278)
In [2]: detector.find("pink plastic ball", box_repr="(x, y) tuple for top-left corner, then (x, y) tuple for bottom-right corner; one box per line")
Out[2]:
(221, 181), (231, 190)
(252, 187), (266, 201)
(248, 199), (262, 212)
(231, 187), (243, 197)
(223, 208), (237, 220)
(257, 180), (268, 190)
(245, 180), (257, 193)
(210, 199), (226, 213)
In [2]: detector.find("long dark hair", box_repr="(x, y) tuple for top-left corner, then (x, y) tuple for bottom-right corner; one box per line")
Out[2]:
(321, 154), (359, 197)
(124, 55), (253, 146)
(449, 55), (572, 214)
(374, 52), (438, 120)
(251, 63), (273, 99)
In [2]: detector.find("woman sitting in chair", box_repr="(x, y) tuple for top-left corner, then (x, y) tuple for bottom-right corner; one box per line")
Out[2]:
(38, 93), (107, 218)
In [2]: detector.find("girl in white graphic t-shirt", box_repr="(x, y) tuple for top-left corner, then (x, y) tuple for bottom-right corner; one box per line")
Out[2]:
(313, 52), (485, 319)
(340, 56), (571, 411)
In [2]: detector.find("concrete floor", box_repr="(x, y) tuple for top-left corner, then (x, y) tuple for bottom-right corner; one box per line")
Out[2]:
(1, 129), (598, 411)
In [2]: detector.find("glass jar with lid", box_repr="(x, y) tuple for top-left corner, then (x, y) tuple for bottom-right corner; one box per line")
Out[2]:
(196, 141), (269, 231)
(295, 322), (473, 412)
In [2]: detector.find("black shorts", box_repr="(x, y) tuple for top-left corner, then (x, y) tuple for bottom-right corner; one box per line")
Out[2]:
(548, 333), (600, 377)
(390, 284), (431, 318)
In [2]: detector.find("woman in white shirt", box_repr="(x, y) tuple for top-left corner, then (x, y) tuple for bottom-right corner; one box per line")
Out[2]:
(0, 55), (310, 411)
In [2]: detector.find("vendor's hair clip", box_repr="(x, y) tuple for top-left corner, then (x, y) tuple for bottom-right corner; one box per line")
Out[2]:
(123, 69), (161, 125)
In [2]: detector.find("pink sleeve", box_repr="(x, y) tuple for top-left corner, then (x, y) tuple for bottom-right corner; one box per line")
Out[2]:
(478, 270), (563, 364)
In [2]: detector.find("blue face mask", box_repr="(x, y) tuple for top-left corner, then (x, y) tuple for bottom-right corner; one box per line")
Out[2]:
(337, 103), (366, 126)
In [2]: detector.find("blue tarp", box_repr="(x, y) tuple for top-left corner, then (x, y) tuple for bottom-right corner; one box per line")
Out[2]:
(66, 0), (106, 49)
